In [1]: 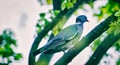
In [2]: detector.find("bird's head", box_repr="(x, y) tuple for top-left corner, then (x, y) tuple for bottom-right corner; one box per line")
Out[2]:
(76, 15), (89, 24)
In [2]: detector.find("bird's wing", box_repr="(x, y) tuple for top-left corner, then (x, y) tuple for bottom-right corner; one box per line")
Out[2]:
(57, 24), (79, 41)
(44, 24), (79, 50)
(43, 37), (66, 50)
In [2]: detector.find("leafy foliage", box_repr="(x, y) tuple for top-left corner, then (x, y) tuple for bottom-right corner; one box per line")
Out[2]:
(36, 10), (60, 34)
(94, 0), (120, 20)
(90, 32), (108, 51)
(90, 37), (101, 51)
(108, 10), (120, 34)
(107, 21), (120, 35)
(90, 1), (120, 65)
(0, 29), (22, 65)
(109, 10), (120, 52)
(36, 0), (78, 35)
(61, 0), (76, 10)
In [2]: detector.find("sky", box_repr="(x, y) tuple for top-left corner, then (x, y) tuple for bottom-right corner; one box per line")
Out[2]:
(0, 0), (118, 65)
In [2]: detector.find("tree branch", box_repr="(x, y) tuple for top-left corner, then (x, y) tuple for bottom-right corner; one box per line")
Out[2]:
(53, 0), (62, 10)
(54, 14), (117, 65)
(36, 54), (53, 65)
(85, 32), (120, 65)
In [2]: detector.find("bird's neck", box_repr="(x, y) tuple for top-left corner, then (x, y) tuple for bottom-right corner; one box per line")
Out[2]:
(76, 22), (84, 25)
(76, 21), (84, 24)
(76, 22), (83, 29)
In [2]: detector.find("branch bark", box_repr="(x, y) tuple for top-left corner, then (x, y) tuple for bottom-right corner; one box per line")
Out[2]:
(85, 32), (120, 65)
(53, 0), (62, 10)
(28, 0), (91, 65)
(36, 54), (53, 65)
(54, 14), (117, 65)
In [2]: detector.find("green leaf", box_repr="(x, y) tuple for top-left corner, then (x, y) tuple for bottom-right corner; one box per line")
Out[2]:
(14, 53), (22, 60)
(6, 37), (16, 46)
(67, 2), (73, 9)
(114, 40), (120, 51)
(0, 36), (3, 45)
(115, 10), (120, 16)
(54, 10), (60, 16)
(107, 21), (120, 34)
(91, 38), (101, 51)
(61, 2), (66, 10)
(114, 26), (120, 35)
(61, 0), (76, 10)
(36, 23), (41, 28)
(72, 0), (76, 3)
(46, 0), (52, 5)
(88, 2), (94, 8)
(39, 13), (45, 18)
(44, 19), (49, 25)
(0, 47), (5, 53)
(107, 27), (115, 34)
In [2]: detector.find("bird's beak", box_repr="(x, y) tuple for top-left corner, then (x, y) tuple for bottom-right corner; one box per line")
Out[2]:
(86, 20), (89, 22)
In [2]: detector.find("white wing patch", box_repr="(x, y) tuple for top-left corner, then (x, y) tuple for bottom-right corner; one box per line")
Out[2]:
(66, 31), (78, 41)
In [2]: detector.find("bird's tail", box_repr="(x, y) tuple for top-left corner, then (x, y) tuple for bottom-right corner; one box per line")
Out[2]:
(33, 47), (44, 56)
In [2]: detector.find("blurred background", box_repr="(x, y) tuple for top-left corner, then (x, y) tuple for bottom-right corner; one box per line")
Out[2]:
(0, 0), (40, 65)
(0, 0), (120, 65)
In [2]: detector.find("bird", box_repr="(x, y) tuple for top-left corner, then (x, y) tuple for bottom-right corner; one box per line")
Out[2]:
(33, 15), (89, 56)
